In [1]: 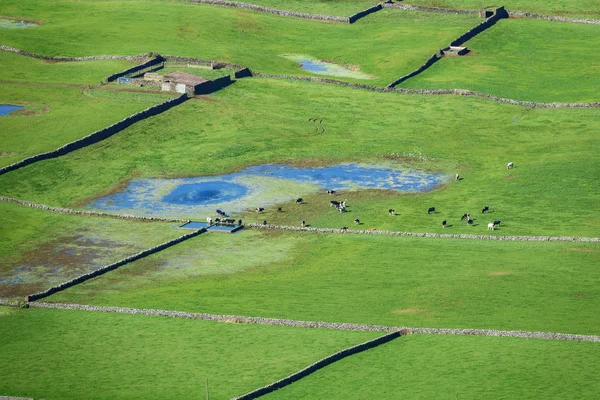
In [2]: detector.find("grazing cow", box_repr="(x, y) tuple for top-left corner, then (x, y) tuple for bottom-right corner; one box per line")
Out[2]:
(488, 223), (495, 231)
(277, 207), (283, 212)
(216, 209), (227, 217)
(338, 205), (346, 213)
(482, 206), (489, 214)
(207, 217), (213, 225)
(388, 209), (396, 216)
(301, 220), (306, 227)
(296, 198), (303, 205)
(262, 220), (268, 226)
(507, 162), (514, 170)
(461, 213), (470, 221)
(341, 226), (348, 231)
(255, 207), (265, 213)
(428, 207), (435, 214)
(224, 218), (235, 224)
(442, 220), (447, 228)
(467, 219), (474, 226)
(342, 200), (347, 207)
(354, 219), (360, 225)
(238, 219), (243, 226)
(215, 218), (221, 223)
(455, 174), (460, 181)
(330, 200), (340, 208)
(327, 190), (336, 195)
(493, 220), (501, 226)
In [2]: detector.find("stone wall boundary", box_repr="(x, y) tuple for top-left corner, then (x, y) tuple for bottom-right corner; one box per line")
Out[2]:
(0, 196), (188, 223)
(232, 331), (402, 400)
(383, 2), (480, 15)
(26, 229), (206, 302)
(0, 94), (189, 177)
(250, 73), (600, 108)
(245, 223), (600, 242)
(105, 56), (165, 82)
(23, 302), (600, 342)
(185, 0), (349, 23)
(348, 3), (383, 24)
(508, 11), (600, 25)
(0, 45), (152, 62)
(387, 51), (442, 87)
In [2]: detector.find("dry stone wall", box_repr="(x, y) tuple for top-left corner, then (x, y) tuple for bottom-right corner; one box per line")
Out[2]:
(508, 11), (600, 24)
(26, 229), (206, 302)
(185, 0), (349, 22)
(387, 51), (442, 87)
(246, 224), (600, 242)
(0, 94), (188, 177)
(105, 56), (165, 82)
(233, 331), (402, 400)
(0, 45), (151, 61)
(348, 3), (383, 24)
(383, 2), (479, 15)
(0, 196), (188, 223)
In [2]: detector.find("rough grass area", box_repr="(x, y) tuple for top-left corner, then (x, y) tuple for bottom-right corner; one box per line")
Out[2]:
(0, 83), (173, 167)
(402, 18), (600, 102)
(0, 306), (379, 399)
(0, 203), (182, 299)
(265, 334), (600, 399)
(0, 0), (479, 86)
(0, 51), (140, 85)
(405, 0), (600, 19)
(223, 0), (377, 16)
(1, 79), (597, 236)
(48, 231), (600, 335)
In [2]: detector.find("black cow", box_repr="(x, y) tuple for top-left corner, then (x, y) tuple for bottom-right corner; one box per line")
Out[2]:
(301, 220), (306, 227)
(255, 207), (265, 213)
(493, 220), (501, 226)
(216, 209), (227, 217)
(277, 207), (283, 212)
(389, 209), (396, 216)
(482, 206), (489, 214)
(262, 220), (268, 226)
(296, 198), (303, 204)
(238, 219), (243, 226)
(330, 200), (340, 207)
(354, 219), (360, 225)
(467, 219), (474, 226)
(327, 190), (336, 195)
(461, 213), (470, 221)
(341, 226), (348, 231)
(428, 207), (436, 214)
(442, 220), (447, 228)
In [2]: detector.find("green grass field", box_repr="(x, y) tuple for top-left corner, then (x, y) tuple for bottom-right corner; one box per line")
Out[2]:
(265, 334), (600, 399)
(0, 83), (173, 166)
(402, 18), (600, 102)
(48, 231), (600, 335)
(1, 79), (597, 236)
(0, 306), (379, 399)
(0, 202), (182, 299)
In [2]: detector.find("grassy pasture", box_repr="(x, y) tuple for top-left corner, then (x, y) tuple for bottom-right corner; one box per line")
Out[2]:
(48, 231), (600, 335)
(405, 0), (600, 19)
(265, 334), (600, 399)
(402, 18), (600, 103)
(0, 79), (597, 236)
(0, 0), (479, 86)
(0, 202), (182, 300)
(0, 83), (173, 167)
(0, 306), (379, 399)
(226, 0), (377, 16)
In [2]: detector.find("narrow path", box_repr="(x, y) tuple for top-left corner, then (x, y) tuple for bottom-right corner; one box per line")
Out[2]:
(9, 301), (600, 342)
(246, 224), (600, 243)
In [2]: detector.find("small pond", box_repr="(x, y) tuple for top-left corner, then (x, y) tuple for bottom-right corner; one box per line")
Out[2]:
(87, 163), (446, 218)
(0, 19), (38, 28)
(0, 105), (23, 116)
(283, 54), (373, 80)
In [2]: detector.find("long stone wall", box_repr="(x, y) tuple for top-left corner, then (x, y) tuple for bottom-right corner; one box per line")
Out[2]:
(387, 51), (442, 87)
(0, 94), (189, 177)
(245, 223), (600, 242)
(251, 73), (600, 108)
(162, 55), (246, 71)
(348, 3), (383, 24)
(23, 302), (600, 342)
(508, 11), (600, 25)
(233, 331), (402, 400)
(26, 229), (206, 302)
(195, 75), (233, 95)
(105, 56), (165, 82)
(383, 2), (479, 15)
(185, 0), (349, 22)
(0, 45), (151, 62)
(0, 196), (188, 223)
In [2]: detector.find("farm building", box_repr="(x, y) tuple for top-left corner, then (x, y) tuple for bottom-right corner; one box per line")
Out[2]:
(161, 71), (209, 95)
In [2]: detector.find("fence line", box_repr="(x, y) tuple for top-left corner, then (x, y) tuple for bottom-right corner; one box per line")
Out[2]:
(245, 223), (600, 242)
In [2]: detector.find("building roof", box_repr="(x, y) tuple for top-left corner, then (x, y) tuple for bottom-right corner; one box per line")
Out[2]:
(163, 71), (208, 86)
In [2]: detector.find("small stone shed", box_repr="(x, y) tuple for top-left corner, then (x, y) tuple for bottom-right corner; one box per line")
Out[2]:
(161, 71), (209, 95)
(443, 46), (469, 56)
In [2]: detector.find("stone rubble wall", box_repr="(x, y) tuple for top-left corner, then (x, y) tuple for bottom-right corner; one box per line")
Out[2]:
(383, 2), (480, 15)
(24, 302), (600, 342)
(348, 3), (383, 24)
(0, 196), (188, 223)
(245, 224), (600, 242)
(162, 55), (246, 71)
(0, 45), (152, 61)
(185, 0), (349, 22)
(508, 11), (600, 25)
(26, 229), (206, 302)
(0, 94), (189, 177)
(105, 56), (165, 82)
(233, 331), (402, 400)
(251, 73), (600, 108)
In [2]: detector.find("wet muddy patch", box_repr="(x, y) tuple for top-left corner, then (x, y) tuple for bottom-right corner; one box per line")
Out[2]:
(87, 163), (446, 218)
(0, 18), (38, 28)
(0, 105), (24, 116)
(283, 54), (374, 80)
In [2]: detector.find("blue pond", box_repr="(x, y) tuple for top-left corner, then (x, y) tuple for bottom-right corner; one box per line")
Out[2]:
(0, 105), (23, 116)
(88, 163), (446, 217)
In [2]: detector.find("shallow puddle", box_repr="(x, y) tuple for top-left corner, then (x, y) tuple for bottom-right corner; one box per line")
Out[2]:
(0, 105), (24, 116)
(283, 54), (373, 80)
(87, 163), (446, 218)
(0, 19), (38, 28)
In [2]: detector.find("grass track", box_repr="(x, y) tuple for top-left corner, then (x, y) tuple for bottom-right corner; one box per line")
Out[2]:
(265, 334), (600, 399)
(48, 231), (600, 335)
(0, 306), (379, 399)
